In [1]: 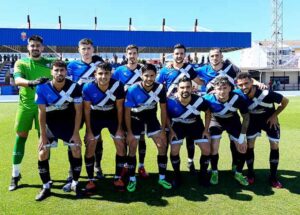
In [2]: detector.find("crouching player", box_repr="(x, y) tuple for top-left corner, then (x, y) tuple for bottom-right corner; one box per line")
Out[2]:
(167, 76), (211, 188)
(35, 60), (83, 201)
(83, 63), (126, 192)
(204, 76), (250, 186)
(124, 63), (172, 192)
(236, 72), (289, 188)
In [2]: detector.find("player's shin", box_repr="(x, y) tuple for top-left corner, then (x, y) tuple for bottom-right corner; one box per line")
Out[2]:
(115, 154), (126, 177)
(270, 149), (279, 179)
(127, 155), (137, 180)
(157, 155), (168, 177)
(138, 139), (146, 166)
(210, 153), (219, 171)
(246, 147), (255, 176)
(38, 159), (51, 188)
(71, 157), (82, 182)
(94, 138), (103, 171)
(12, 136), (27, 176)
(85, 156), (95, 180)
(236, 151), (246, 173)
(230, 140), (238, 167)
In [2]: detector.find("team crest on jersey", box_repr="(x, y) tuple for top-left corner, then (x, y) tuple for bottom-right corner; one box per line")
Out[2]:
(46, 63), (51, 68)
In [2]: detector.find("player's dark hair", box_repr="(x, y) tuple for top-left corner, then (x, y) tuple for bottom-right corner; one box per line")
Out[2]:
(178, 76), (192, 85)
(52, 60), (67, 69)
(96, 62), (112, 72)
(209, 47), (222, 54)
(237, 72), (252, 80)
(214, 76), (230, 86)
(141, 63), (157, 74)
(27, 35), (43, 44)
(78, 38), (93, 46)
(173, 44), (186, 52)
(126, 44), (139, 53)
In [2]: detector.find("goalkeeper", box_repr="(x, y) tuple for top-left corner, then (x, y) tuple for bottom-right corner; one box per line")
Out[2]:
(9, 35), (53, 191)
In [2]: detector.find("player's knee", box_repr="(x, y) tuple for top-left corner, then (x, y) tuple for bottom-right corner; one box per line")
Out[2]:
(270, 142), (279, 150)
(200, 145), (210, 155)
(115, 140), (126, 156)
(210, 145), (219, 155)
(247, 139), (255, 148)
(17, 131), (28, 138)
(170, 145), (180, 156)
(39, 149), (49, 161)
(157, 144), (167, 155)
(71, 147), (81, 158)
(85, 146), (95, 158)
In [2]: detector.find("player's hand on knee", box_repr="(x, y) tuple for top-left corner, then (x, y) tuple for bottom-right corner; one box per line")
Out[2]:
(115, 128), (125, 140)
(159, 131), (167, 146)
(126, 132), (136, 145)
(202, 130), (210, 140)
(237, 142), (247, 153)
(169, 128), (177, 143)
(38, 135), (48, 151)
(84, 132), (95, 145)
(267, 115), (279, 129)
(70, 132), (81, 144)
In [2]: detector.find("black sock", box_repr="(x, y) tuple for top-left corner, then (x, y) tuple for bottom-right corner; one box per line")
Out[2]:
(210, 154), (219, 171)
(186, 137), (195, 161)
(71, 157), (82, 181)
(67, 147), (73, 178)
(236, 152), (246, 173)
(157, 155), (167, 176)
(230, 140), (238, 166)
(127, 156), (137, 177)
(94, 139), (103, 170)
(170, 154), (181, 176)
(138, 140), (146, 165)
(270, 149), (279, 179)
(165, 130), (170, 153)
(200, 155), (210, 174)
(38, 159), (50, 184)
(85, 156), (95, 180)
(246, 148), (255, 176)
(116, 155), (126, 177)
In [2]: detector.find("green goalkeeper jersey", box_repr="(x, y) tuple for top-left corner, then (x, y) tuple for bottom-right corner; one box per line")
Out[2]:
(13, 57), (54, 109)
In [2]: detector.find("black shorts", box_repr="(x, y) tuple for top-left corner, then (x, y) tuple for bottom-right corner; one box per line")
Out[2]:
(209, 115), (241, 142)
(171, 120), (208, 145)
(247, 115), (280, 141)
(91, 118), (118, 139)
(46, 122), (74, 143)
(131, 116), (161, 139)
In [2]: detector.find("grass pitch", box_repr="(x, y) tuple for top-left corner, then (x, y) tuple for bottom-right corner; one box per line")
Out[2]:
(0, 97), (299, 215)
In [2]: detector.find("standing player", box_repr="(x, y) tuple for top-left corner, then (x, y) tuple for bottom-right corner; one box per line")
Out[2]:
(196, 47), (266, 172)
(124, 63), (172, 192)
(83, 63), (126, 192)
(9, 35), (52, 191)
(235, 72), (289, 188)
(204, 76), (250, 186)
(167, 77), (211, 188)
(67, 38), (105, 180)
(112, 45), (149, 178)
(35, 60), (83, 201)
(156, 44), (204, 173)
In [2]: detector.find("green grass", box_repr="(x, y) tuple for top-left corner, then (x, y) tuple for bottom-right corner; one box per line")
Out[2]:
(0, 97), (300, 215)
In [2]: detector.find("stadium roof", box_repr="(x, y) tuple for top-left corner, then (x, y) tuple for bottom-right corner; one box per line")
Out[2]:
(0, 28), (251, 53)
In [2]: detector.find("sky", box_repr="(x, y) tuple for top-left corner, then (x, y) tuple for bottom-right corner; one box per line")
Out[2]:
(0, 0), (299, 64)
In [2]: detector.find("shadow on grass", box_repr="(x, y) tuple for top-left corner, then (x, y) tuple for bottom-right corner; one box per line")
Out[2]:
(13, 169), (300, 205)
